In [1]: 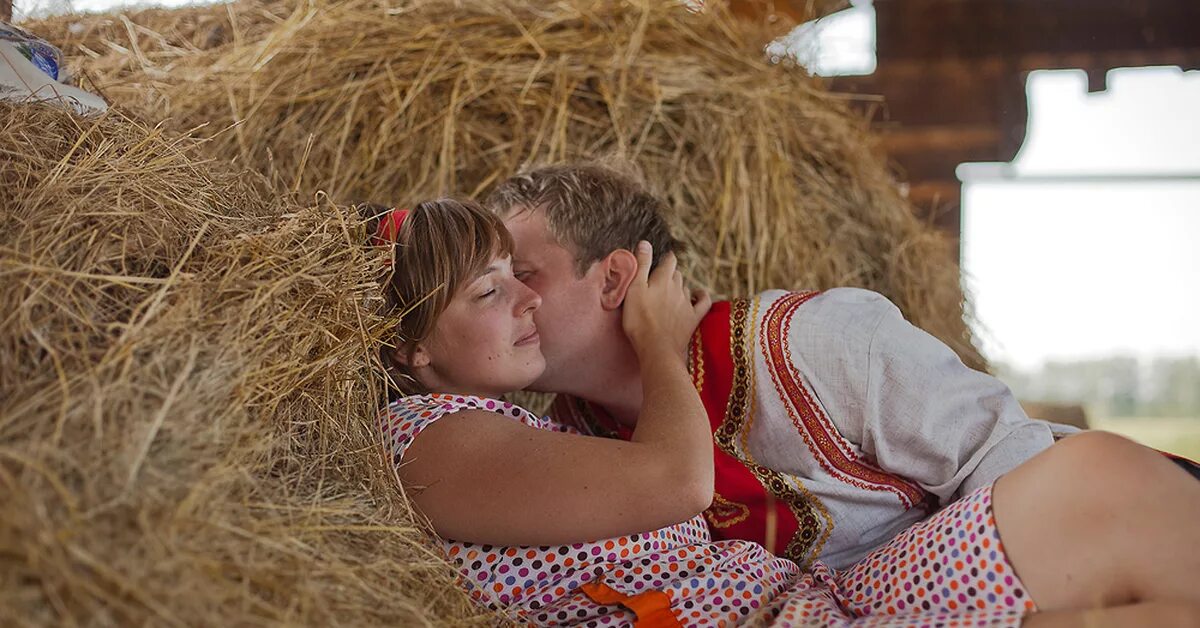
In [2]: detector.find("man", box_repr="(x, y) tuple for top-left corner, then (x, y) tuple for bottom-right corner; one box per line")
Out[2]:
(484, 161), (1076, 569)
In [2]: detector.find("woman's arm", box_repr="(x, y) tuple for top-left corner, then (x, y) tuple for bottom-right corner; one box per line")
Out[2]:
(399, 242), (714, 546)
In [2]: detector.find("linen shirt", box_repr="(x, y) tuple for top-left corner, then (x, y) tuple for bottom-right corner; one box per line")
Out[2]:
(552, 288), (1077, 569)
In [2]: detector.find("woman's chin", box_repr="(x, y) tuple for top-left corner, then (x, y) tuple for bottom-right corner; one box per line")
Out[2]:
(515, 358), (548, 392)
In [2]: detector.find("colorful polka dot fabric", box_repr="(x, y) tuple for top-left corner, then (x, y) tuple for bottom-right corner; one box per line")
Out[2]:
(380, 394), (1036, 626)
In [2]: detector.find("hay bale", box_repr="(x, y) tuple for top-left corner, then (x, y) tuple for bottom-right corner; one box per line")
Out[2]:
(0, 102), (489, 625)
(29, 0), (986, 370)
(28, 1), (291, 84)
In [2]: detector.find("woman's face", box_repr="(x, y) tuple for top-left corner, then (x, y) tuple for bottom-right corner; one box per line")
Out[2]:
(415, 255), (545, 397)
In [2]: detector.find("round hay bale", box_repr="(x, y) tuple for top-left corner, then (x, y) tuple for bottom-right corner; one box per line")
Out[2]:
(0, 102), (489, 625)
(29, 0), (986, 370)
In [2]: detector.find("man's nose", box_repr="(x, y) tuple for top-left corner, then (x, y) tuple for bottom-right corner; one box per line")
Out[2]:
(519, 283), (542, 314)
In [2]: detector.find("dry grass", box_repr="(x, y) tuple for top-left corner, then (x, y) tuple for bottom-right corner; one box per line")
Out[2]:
(0, 101), (489, 626)
(31, 0), (985, 370)
(4, 1), (989, 623)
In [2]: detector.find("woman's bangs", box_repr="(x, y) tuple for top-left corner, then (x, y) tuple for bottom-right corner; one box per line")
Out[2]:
(457, 212), (515, 284)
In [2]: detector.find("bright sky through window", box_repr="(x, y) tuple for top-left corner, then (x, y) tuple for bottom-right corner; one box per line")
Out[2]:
(961, 67), (1200, 369)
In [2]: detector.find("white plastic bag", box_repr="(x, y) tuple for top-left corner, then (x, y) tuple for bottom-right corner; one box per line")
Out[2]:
(1, 21), (107, 115)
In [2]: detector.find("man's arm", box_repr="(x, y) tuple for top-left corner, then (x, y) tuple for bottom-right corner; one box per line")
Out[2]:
(802, 288), (1068, 505)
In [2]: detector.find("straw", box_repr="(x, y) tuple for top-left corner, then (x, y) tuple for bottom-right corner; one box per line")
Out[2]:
(33, 0), (983, 370)
(0, 101), (490, 625)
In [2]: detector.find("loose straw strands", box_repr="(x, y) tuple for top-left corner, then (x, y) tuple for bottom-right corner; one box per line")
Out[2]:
(0, 102), (491, 626)
(34, 0), (983, 369)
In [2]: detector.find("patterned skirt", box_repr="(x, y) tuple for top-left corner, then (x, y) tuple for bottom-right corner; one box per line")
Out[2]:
(516, 485), (1036, 627)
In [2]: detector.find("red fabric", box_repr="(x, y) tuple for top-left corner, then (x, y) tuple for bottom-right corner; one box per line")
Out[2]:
(693, 301), (800, 555)
(371, 208), (410, 247)
(548, 302), (800, 555)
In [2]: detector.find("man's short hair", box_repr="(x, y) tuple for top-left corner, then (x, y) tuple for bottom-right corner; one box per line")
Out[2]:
(484, 160), (680, 275)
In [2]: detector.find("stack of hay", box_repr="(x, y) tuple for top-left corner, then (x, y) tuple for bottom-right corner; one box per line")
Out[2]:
(35, 0), (984, 369)
(5, 0), (987, 623)
(0, 102), (487, 625)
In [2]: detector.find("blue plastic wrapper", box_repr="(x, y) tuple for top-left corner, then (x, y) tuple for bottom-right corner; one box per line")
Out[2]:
(1, 22), (64, 82)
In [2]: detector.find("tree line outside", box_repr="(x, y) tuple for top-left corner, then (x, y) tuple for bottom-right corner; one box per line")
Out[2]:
(997, 354), (1200, 420)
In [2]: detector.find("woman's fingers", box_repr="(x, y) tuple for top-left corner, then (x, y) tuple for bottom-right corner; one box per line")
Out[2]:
(692, 289), (712, 319)
(652, 251), (677, 287)
(635, 241), (653, 284)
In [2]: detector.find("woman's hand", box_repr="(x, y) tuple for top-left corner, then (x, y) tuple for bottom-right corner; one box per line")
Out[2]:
(399, 240), (717, 547)
(622, 241), (712, 361)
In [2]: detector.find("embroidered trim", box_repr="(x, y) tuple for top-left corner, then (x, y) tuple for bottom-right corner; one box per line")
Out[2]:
(760, 292), (926, 508)
(688, 329), (705, 396)
(704, 492), (751, 529)
(714, 297), (830, 567)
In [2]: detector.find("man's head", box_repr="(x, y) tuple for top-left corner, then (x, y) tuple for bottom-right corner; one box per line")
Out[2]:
(485, 162), (679, 393)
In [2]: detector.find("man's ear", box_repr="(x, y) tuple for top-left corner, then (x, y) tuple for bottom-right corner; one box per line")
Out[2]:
(598, 248), (638, 311)
(391, 342), (431, 369)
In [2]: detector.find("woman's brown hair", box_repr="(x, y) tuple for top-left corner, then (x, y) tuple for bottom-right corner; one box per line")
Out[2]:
(367, 198), (514, 398)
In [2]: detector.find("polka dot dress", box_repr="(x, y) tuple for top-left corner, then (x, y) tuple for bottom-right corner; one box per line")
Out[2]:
(381, 394), (1035, 627)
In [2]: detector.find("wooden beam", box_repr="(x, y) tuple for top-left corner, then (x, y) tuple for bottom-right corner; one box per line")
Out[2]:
(2, 0), (13, 23)
(904, 180), (962, 231)
(831, 58), (1028, 129)
(873, 0), (1200, 61)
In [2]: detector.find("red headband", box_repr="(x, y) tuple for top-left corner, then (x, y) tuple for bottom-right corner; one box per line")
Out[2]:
(371, 208), (411, 247)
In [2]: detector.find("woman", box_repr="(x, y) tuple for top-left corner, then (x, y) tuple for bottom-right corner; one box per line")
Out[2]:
(373, 199), (1199, 626)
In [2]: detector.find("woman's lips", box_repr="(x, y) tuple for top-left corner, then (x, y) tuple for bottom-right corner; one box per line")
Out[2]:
(514, 329), (540, 346)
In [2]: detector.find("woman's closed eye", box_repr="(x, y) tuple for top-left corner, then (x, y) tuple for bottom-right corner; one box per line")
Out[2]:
(477, 287), (497, 300)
